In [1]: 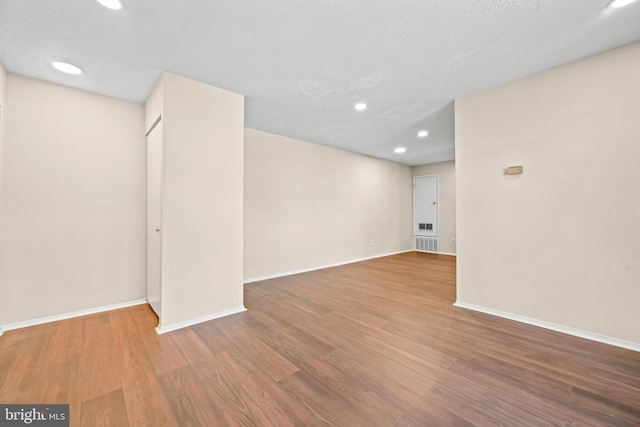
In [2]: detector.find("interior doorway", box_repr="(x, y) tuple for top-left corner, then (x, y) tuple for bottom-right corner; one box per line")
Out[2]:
(413, 174), (439, 251)
(146, 116), (163, 317)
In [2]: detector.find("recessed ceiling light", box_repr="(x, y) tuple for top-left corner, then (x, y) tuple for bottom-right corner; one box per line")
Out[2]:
(52, 61), (83, 75)
(97, 0), (123, 10)
(394, 147), (406, 154)
(354, 102), (367, 111)
(609, 0), (638, 8)
(417, 130), (429, 138)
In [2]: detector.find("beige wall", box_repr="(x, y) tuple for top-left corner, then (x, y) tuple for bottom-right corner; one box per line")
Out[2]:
(455, 42), (640, 345)
(244, 128), (413, 281)
(149, 72), (245, 330)
(413, 160), (456, 254)
(144, 75), (163, 134)
(0, 62), (6, 332)
(1, 74), (146, 325)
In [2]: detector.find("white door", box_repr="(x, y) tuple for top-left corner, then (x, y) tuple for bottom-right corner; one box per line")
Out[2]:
(146, 118), (163, 317)
(413, 175), (438, 237)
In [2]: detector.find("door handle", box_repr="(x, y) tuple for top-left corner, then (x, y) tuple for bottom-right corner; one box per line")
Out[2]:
(155, 229), (160, 233)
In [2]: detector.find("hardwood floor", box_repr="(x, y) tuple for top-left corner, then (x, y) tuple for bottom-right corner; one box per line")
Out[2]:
(1, 251), (639, 426)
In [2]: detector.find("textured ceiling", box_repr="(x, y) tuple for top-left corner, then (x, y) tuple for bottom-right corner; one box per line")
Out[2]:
(1, 0), (639, 165)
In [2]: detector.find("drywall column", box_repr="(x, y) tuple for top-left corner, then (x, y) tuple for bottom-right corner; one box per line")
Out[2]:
(455, 41), (640, 347)
(145, 72), (245, 332)
(0, 62), (6, 334)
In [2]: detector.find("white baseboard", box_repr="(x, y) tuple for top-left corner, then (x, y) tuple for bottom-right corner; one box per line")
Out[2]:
(156, 306), (247, 335)
(0, 299), (148, 334)
(454, 301), (640, 353)
(415, 249), (457, 256)
(243, 250), (413, 284)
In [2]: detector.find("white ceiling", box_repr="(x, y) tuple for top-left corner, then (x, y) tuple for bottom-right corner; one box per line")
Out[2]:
(1, 0), (639, 166)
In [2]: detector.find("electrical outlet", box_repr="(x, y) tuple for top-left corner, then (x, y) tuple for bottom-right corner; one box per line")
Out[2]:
(450, 237), (456, 245)
(370, 239), (375, 246)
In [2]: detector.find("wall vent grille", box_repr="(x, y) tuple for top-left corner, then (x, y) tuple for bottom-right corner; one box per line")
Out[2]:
(415, 236), (439, 252)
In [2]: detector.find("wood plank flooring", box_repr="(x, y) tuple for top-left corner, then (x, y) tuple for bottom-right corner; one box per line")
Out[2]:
(1, 251), (639, 426)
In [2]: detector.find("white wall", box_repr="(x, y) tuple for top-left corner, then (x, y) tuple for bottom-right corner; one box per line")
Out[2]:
(413, 160), (456, 254)
(1, 74), (146, 325)
(147, 72), (245, 330)
(456, 41), (640, 346)
(244, 128), (413, 281)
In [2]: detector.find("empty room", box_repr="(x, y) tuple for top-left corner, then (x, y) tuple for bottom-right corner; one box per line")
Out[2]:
(0, 1), (639, 426)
